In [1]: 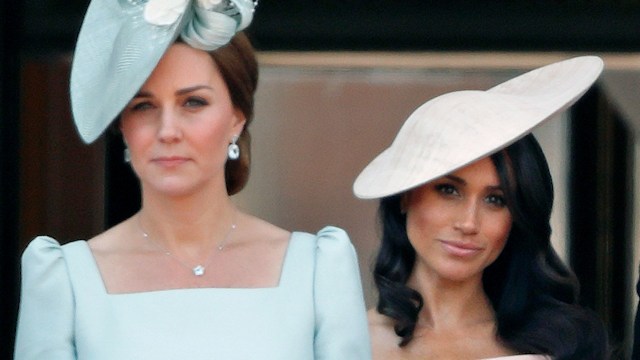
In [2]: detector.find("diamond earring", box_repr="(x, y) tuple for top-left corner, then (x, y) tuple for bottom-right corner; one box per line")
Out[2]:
(124, 148), (131, 163)
(227, 135), (240, 160)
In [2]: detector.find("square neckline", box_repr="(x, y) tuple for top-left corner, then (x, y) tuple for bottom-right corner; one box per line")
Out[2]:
(76, 232), (299, 296)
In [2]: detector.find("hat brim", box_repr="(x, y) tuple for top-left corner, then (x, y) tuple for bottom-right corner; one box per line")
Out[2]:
(69, 0), (255, 144)
(70, 0), (188, 144)
(353, 56), (604, 199)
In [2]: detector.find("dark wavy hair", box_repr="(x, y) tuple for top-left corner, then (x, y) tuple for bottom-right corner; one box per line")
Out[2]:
(208, 32), (258, 196)
(373, 134), (609, 359)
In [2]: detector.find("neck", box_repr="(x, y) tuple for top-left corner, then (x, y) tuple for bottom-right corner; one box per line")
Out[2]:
(407, 264), (495, 331)
(138, 184), (237, 252)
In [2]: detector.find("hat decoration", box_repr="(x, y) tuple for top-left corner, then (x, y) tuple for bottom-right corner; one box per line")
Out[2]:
(352, 56), (604, 199)
(70, 0), (257, 143)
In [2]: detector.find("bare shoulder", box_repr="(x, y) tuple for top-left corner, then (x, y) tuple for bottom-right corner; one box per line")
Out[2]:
(368, 308), (390, 325)
(232, 212), (291, 266)
(86, 217), (137, 254)
(368, 308), (404, 359)
(368, 308), (397, 337)
(224, 212), (291, 287)
(237, 212), (290, 246)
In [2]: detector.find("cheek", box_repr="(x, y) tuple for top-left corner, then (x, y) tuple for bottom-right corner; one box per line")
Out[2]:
(120, 110), (155, 136)
(120, 119), (152, 149)
(486, 214), (512, 250)
(194, 120), (229, 149)
(196, 107), (235, 139)
(188, 120), (233, 165)
(405, 203), (449, 245)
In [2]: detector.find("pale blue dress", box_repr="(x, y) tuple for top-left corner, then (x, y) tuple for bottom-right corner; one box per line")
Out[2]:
(14, 226), (371, 360)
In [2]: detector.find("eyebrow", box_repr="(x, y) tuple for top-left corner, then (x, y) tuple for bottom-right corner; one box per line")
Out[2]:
(445, 174), (503, 191)
(176, 85), (213, 96)
(445, 174), (466, 185)
(132, 85), (213, 99)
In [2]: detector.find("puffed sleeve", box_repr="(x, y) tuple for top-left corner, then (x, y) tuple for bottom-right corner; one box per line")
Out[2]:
(14, 236), (76, 360)
(313, 226), (372, 360)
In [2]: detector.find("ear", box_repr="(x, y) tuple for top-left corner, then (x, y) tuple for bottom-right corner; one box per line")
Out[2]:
(118, 120), (128, 145)
(120, 129), (128, 147)
(231, 108), (246, 135)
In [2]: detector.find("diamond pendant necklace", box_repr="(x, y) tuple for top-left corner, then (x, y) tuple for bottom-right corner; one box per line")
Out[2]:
(137, 214), (237, 277)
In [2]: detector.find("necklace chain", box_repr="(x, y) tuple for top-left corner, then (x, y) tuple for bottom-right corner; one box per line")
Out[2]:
(137, 214), (237, 277)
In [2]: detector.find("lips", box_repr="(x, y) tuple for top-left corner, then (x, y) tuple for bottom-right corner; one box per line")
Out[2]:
(152, 156), (189, 167)
(440, 240), (483, 257)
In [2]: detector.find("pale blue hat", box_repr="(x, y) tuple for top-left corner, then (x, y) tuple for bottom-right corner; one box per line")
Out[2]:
(70, 0), (257, 144)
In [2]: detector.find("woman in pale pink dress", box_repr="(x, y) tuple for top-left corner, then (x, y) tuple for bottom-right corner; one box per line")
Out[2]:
(354, 56), (610, 359)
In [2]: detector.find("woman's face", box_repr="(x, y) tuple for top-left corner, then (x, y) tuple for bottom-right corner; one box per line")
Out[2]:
(404, 157), (513, 283)
(120, 43), (245, 198)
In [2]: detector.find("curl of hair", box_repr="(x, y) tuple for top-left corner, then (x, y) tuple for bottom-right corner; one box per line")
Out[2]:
(373, 134), (609, 358)
(208, 32), (258, 195)
(374, 195), (423, 346)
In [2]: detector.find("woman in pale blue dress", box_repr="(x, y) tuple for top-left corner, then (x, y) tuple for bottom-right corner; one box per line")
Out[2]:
(14, 1), (370, 359)
(353, 57), (609, 359)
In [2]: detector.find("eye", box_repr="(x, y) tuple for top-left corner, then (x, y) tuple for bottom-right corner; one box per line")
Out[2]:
(184, 96), (208, 108)
(485, 193), (507, 208)
(435, 183), (459, 197)
(129, 101), (154, 112)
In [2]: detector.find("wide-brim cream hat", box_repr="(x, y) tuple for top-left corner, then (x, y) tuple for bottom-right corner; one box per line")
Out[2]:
(353, 56), (604, 199)
(70, 0), (256, 144)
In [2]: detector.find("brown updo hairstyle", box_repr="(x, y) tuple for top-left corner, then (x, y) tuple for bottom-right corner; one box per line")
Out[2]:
(209, 32), (258, 195)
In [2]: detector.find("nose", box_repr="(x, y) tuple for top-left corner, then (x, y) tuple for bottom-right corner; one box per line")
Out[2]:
(454, 200), (480, 234)
(157, 109), (182, 143)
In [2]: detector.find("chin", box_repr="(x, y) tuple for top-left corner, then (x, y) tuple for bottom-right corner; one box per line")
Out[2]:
(436, 263), (484, 283)
(147, 179), (203, 198)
